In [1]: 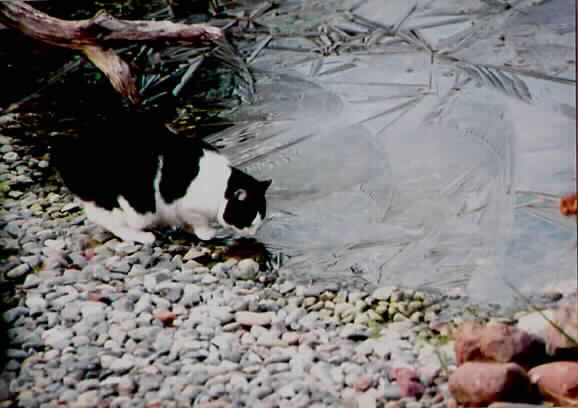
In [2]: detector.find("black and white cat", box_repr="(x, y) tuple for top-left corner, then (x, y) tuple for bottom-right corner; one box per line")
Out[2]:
(50, 115), (271, 244)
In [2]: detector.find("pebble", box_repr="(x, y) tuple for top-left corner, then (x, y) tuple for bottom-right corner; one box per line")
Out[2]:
(42, 327), (74, 349)
(156, 281), (183, 302)
(232, 259), (260, 280)
(353, 375), (375, 392)
(236, 311), (273, 326)
(75, 390), (100, 407)
(3, 151), (19, 162)
(373, 286), (396, 300)
(6, 264), (31, 279)
(25, 295), (46, 316)
(382, 384), (403, 400)
(110, 357), (136, 374)
(81, 302), (106, 324)
(3, 307), (28, 324)
(357, 392), (377, 408)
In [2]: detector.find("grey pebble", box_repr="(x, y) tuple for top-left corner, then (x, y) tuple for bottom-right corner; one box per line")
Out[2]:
(279, 281), (296, 294)
(3, 306), (28, 324)
(232, 258), (260, 280)
(202, 274), (219, 285)
(296, 284), (324, 297)
(7, 263), (32, 279)
(211, 262), (229, 278)
(20, 254), (42, 268)
(223, 322), (241, 332)
(290, 393), (311, 408)
(110, 357), (136, 374)
(186, 366), (209, 385)
(382, 383), (403, 400)
(5, 349), (27, 360)
(81, 302), (106, 324)
(134, 294), (153, 314)
(4, 221), (21, 237)
(156, 281), (183, 302)
(74, 390), (101, 407)
(285, 308), (307, 328)
(179, 284), (202, 307)
(86, 263), (110, 281)
(236, 311), (273, 326)
(373, 286), (396, 300)
(110, 261), (131, 274)
(58, 388), (78, 403)
(25, 295), (46, 316)
(129, 326), (161, 342)
(3, 151), (19, 162)
(52, 293), (81, 308)
(42, 327), (74, 349)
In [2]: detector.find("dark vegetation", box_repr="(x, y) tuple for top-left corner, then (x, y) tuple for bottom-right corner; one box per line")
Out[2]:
(0, 0), (256, 144)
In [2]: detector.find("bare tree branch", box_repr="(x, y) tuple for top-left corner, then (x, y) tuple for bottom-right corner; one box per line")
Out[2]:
(0, 1), (223, 103)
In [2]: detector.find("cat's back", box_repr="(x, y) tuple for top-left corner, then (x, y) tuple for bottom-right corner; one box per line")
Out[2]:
(51, 113), (222, 214)
(51, 115), (169, 212)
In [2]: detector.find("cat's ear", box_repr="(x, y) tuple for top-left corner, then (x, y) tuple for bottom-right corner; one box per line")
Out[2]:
(260, 179), (272, 191)
(234, 189), (248, 201)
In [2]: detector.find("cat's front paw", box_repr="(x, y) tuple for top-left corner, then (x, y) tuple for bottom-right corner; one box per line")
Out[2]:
(194, 227), (216, 241)
(115, 230), (156, 244)
(135, 232), (156, 245)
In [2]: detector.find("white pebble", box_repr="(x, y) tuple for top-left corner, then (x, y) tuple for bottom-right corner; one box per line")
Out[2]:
(235, 311), (273, 326)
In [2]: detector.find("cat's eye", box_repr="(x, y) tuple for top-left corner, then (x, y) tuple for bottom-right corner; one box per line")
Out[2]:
(234, 189), (248, 201)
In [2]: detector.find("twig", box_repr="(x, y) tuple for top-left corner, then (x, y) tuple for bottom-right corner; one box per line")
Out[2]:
(0, 1), (223, 103)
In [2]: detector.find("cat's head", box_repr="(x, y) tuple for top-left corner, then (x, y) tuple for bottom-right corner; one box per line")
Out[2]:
(218, 167), (272, 237)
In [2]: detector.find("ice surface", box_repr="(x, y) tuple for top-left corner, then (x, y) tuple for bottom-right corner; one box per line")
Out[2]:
(209, 0), (576, 303)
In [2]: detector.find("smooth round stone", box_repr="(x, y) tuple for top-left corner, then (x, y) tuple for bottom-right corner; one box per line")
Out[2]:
(81, 302), (106, 324)
(3, 151), (19, 162)
(357, 392), (377, 408)
(3, 306), (28, 323)
(373, 286), (396, 301)
(25, 295), (46, 316)
(74, 390), (100, 407)
(235, 311), (273, 326)
(7, 263), (31, 279)
(232, 259), (260, 280)
(382, 383), (403, 400)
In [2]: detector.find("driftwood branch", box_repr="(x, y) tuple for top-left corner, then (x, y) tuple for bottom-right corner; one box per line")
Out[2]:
(0, 1), (223, 103)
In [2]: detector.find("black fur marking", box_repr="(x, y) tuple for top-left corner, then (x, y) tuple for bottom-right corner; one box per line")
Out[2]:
(158, 136), (205, 204)
(50, 114), (211, 215)
(223, 168), (269, 228)
(50, 128), (160, 214)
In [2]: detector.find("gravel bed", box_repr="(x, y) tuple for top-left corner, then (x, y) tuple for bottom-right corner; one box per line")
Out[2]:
(1, 118), (499, 408)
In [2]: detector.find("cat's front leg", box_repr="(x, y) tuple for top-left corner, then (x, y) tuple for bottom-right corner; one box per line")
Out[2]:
(193, 225), (217, 241)
(184, 213), (216, 240)
(109, 227), (156, 244)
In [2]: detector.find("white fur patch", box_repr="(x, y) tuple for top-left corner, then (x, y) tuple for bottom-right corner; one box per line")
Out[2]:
(83, 200), (156, 244)
(157, 150), (231, 232)
(79, 150), (232, 244)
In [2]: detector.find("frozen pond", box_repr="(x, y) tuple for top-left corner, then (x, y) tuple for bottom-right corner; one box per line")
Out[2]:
(208, 0), (576, 303)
